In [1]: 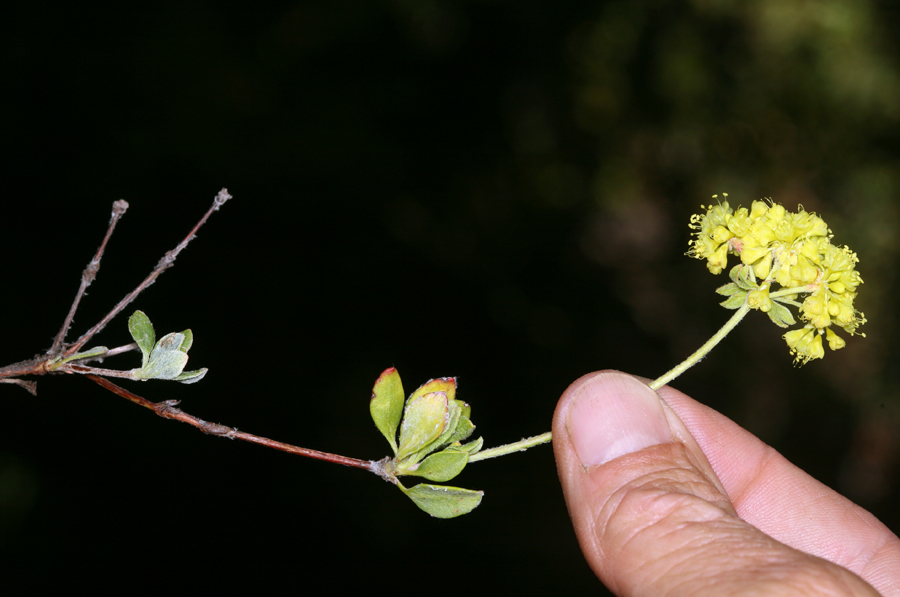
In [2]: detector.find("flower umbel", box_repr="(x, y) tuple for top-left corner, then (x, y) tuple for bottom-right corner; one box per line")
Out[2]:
(690, 195), (865, 364)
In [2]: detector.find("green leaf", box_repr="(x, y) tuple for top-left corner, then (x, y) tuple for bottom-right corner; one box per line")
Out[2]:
(716, 282), (741, 296)
(401, 483), (483, 518)
(729, 264), (758, 290)
(134, 350), (189, 381)
(457, 436), (483, 455)
(178, 329), (194, 352)
(174, 368), (208, 384)
(128, 311), (155, 367)
(413, 398), (462, 462)
(445, 409), (475, 446)
(396, 391), (449, 462)
(719, 290), (748, 310)
(458, 400), (471, 420)
(403, 378), (465, 462)
(776, 295), (802, 308)
(58, 346), (109, 365)
(370, 368), (405, 454)
(405, 449), (468, 482)
(766, 300), (796, 328)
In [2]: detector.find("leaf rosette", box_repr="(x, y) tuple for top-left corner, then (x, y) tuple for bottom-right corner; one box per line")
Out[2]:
(128, 310), (207, 383)
(369, 368), (483, 518)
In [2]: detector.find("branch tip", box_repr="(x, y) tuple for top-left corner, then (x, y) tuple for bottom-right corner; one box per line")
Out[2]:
(214, 188), (232, 209)
(112, 200), (129, 216)
(62, 189), (232, 358)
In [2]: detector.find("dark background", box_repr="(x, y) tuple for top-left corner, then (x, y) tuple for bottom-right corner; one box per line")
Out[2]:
(2, 2), (898, 594)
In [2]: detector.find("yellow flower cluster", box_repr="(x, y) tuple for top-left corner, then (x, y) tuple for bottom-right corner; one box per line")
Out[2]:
(688, 195), (865, 364)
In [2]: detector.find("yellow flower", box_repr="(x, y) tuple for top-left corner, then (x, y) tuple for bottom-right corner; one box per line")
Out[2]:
(747, 283), (772, 312)
(726, 206), (754, 237)
(687, 198), (736, 274)
(801, 290), (831, 329)
(825, 327), (846, 351)
(784, 325), (825, 364)
(690, 194), (865, 364)
(792, 209), (829, 239)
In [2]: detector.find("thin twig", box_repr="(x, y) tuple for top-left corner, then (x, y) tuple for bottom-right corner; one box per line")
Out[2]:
(63, 189), (232, 358)
(66, 364), (135, 379)
(0, 190), (230, 393)
(86, 375), (373, 471)
(0, 356), (46, 379)
(89, 343), (139, 360)
(50, 200), (129, 354)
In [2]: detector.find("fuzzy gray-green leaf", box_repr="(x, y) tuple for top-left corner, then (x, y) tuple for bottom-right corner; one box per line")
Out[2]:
(150, 332), (186, 362)
(716, 282), (741, 296)
(134, 350), (189, 381)
(720, 290), (748, 310)
(767, 300), (796, 328)
(174, 368), (208, 384)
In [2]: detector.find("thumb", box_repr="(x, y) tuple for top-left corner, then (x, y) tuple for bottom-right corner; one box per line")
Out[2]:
(552, 371), (879, 596)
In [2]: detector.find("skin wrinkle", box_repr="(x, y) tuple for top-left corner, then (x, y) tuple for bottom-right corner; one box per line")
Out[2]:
(630, 524), (707, 596)
(615, 492), (840, 597)
(866, 541), (900, 596)
(613, 507), (711, 596)
(723, 442), (780, 511)
(844, 527), (898, 594)
(596, 448), (732, 549)
(635, 508), (749, 588)
(600, 453), (754, 593)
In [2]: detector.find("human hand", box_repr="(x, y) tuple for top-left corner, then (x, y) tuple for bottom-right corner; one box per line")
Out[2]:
(552, 371), (900, 596)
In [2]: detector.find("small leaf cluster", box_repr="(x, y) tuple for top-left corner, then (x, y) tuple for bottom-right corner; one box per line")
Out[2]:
(370, 368), (483, 518)
(717, 265), (796, 328)
(690, 195), (866, 364)
(128, 311), (207, 383)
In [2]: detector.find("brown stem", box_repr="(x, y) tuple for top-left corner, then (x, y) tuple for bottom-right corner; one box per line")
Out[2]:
(86, 375), (375, 471)
(63, 189), (233, 358)
(65, 364), (135, 379)
(50, 200), (129, 354)
(0, 357), (45, 379)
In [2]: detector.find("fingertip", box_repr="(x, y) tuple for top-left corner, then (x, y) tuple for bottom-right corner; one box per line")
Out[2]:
(553, 371), (672, 467)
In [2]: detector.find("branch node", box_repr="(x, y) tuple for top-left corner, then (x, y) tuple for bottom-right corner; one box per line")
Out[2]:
(202, 422), (238, 438)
